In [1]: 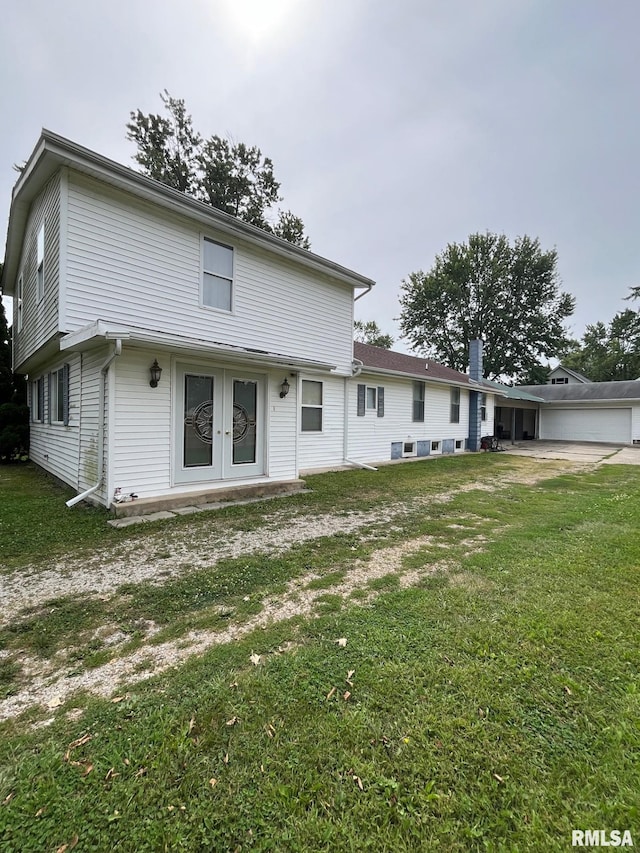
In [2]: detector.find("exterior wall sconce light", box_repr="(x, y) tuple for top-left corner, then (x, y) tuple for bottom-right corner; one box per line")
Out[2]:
(149, 359), (163, 388)
(279, 377), (290, 398)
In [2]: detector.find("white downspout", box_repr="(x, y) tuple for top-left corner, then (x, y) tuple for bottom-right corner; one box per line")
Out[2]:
(66, 340), (122, 508)
(343, 358), (377, 471)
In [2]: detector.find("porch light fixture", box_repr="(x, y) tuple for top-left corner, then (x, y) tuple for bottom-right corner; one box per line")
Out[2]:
(279, 377), (290, 398)
(149, 359), (163, 388)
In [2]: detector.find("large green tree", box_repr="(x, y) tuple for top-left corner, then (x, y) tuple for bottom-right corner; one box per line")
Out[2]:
(127, 91), (310, 248)
(399, 232), (575, 381)
(353, 320), (394, 349)
(563, 292), (640, 381)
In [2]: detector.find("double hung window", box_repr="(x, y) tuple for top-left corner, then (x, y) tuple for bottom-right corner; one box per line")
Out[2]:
(203, 237), (233, 311)
(301, 380), (323, 432)
(413, 381), (425, 422)
(450, 387), (460, 423)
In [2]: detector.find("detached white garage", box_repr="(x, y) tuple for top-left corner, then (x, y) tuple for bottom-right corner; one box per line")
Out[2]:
(540, 407), (632, 443)
(518, 379), (640, 446)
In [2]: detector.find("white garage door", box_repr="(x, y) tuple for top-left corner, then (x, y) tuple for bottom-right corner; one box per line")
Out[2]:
(541, 407), (632, 443)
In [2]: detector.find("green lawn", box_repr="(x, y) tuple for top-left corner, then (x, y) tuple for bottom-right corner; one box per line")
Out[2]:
(0, 458), (639, 851)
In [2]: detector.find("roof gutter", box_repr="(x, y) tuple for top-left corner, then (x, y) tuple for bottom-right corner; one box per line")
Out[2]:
(66, 340), (122, 507)
(354, 281), (373, 302)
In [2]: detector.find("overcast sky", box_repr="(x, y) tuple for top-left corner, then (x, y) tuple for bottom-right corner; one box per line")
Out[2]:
(1, 0), (638, 354)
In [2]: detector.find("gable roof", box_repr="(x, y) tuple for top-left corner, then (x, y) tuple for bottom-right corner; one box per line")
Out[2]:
(518, 380), (640, 402)
(549, 365), (592, 383)
(2, 129), (376, 297)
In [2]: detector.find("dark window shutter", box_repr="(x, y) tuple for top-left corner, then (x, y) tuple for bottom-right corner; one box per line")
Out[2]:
(47, 374), (52, 424)
(62, 363), (70, 426)
(377, 386), (385, 418)
(357, 383), (365, 417)
(38, 376), (45, 423)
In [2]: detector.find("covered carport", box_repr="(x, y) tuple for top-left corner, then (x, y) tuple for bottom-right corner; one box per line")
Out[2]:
(486, 383), (544, 442)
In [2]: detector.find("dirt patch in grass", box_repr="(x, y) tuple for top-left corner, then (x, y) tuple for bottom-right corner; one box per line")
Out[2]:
(0, 455), (589, 722)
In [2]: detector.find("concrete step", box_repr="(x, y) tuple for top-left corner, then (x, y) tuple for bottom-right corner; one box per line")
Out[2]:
(111, 479), (307, 518)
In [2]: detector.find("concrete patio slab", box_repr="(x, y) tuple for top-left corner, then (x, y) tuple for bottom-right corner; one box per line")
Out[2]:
(502, 440), (639, 465)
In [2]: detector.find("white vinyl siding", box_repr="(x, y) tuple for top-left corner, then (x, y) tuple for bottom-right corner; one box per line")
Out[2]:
(111, 350), (300, 502)
(65, 172), (355, 374)
(347, 374), (472, 464)
(298, 375), (345, 470)
(28, 354), (81, 491)
(12, 173), (61, 370)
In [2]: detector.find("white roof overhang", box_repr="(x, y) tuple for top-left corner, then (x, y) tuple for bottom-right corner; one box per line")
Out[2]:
(59, 321), (338, 372)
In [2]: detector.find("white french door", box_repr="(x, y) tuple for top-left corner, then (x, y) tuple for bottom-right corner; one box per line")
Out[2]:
(174, 364), (265, 484)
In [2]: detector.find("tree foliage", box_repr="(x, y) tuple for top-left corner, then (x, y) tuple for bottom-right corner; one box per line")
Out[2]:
(127, 92), (310, 248)
(0, 265), (29, 460)
(563, 295), (640, 381)
(354, 320), (394, 349)
(399, 232), (575, 381)
(0, 273), (13, 405)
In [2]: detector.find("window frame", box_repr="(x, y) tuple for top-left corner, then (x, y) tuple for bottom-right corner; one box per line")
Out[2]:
(17, 273), (23, 332)
(50, 368), (65, 424)
(480, 392), (487, 422)
(366, 386), (377, 410)
(300, 379), (323, 433)
(551, 377), (568, 385)
(412, 381), (425, 422)
(450, 386), (460, 423)
(36, 223), (45, 302)
(201, 235), (234, 314)
(32, 377), (44, 422)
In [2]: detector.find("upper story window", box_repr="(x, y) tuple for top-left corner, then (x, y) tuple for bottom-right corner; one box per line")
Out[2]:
(17, 274), (23, 332)
(551, 377), (568, 385)
(450, 386), (460, 423)
(413, 381), (425, 422)
(37, 223), (45, 302)
(301, 380), (323, 432)
(203, 237), (233, 312)
(480, 392), (487, 421)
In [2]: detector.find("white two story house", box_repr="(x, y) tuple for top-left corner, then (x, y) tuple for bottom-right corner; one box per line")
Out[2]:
(2, 131), (498, 512)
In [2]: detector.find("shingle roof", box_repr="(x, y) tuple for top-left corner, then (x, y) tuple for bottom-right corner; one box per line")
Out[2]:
(353, 342), (476, 386)
(518, 380), (640, 401)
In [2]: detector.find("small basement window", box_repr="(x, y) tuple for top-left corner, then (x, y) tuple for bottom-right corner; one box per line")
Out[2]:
(455, 439), (463, 450)
(431, 440), (440, 452)
(402, 441), (417, 458)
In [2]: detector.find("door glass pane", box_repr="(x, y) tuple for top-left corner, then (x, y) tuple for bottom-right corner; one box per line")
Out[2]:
(233, 380), (257, 464)
(184, 375), (214, 467)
